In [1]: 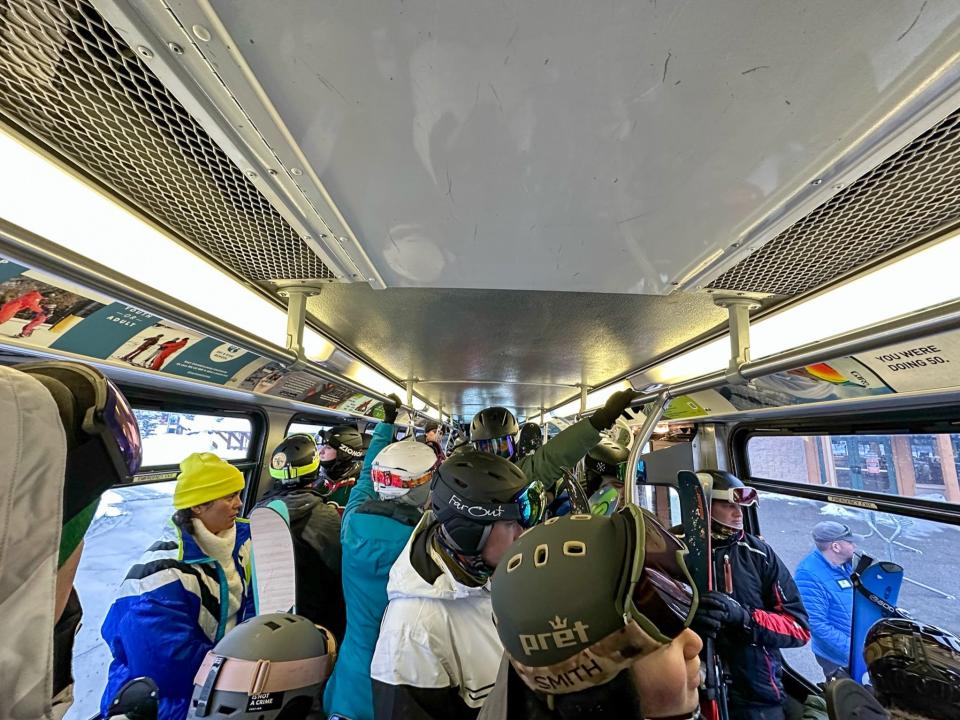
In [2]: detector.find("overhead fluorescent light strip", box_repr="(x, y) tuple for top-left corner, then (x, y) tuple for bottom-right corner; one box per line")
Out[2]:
(640, 229), (960, 387)
(0, 128), (417, 394)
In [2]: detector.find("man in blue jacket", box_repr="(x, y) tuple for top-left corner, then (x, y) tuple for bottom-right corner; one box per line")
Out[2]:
(794, 520), (864, 679)
(324, 395), (440, 720)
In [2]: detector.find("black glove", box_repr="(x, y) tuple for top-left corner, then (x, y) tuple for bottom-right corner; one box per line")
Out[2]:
(692, 591), (752, 639)
(383, 393), (402, 424)
(589, 389), (640, 431)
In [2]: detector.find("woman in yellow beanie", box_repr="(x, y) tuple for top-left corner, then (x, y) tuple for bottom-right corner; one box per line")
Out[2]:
(99, 453), (254, 720)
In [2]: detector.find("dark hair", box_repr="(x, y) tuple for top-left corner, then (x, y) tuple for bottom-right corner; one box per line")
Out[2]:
(172, 508), (195, 536)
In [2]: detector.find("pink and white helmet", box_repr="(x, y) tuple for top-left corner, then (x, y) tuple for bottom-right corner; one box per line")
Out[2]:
(372, 440), (440, 501)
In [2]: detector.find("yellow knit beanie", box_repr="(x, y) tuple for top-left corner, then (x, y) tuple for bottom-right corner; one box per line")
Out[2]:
(173, 452), (245, 510)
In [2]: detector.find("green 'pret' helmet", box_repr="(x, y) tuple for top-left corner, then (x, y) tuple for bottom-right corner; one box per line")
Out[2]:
(490, 507), (697, 696)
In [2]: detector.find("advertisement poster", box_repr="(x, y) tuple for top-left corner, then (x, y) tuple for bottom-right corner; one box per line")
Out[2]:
(855, 330), (960, 392)
(53, 303), (161, 358)
(332, 393), (383, 417)
(162, 338), (260, 384)
(715, 358), (891, 412)
(225, 358), (282, 391)
(107, 321), (206, 372)
(1, 267), (108, 347)
(663, 390), (737, 419)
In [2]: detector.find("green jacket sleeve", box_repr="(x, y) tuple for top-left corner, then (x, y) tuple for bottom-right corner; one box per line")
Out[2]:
(518, 419), (599, 490)
(343, 422), (394, 523)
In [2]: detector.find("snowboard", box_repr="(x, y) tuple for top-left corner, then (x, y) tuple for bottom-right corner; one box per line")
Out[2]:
(676, 471), (726, 720)
(249, 500), (298, 615)
(849, 555), (903, 683)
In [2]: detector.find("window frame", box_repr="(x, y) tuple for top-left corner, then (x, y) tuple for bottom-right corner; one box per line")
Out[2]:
(732, 424), (960, 528)
(118, 384), (268, 508)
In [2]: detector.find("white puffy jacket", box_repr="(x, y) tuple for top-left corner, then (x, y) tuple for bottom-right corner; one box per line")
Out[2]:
(370, 512), (503, 719)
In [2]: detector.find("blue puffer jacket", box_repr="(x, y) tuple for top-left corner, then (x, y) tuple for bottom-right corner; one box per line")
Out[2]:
(323, 421), (421, 720)
(795, 549), (853, 666)
(100, 519), (254, 720)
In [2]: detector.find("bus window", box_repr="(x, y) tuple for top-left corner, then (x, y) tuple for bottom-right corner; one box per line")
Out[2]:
(637, 484), (682, 529)
(67, 410), (254, 720)
(747, 435), (960, 684)
(287, 420), (332, 439)
(135, 409), (253, 466)
(748, 433), (960, 504)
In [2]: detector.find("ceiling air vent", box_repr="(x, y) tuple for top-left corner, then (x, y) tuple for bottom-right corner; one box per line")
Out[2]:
(710, 106), (960, 296)
(0, 0), (333, 282)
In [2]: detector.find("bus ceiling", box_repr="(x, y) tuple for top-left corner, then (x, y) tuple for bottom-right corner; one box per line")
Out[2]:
(2, 1), (960, 416)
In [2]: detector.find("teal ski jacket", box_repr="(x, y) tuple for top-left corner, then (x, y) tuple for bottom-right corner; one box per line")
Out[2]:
(324, 421), (422, 720)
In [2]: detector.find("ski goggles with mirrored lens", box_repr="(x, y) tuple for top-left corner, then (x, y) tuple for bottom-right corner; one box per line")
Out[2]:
(711, 486), (758, 506)
(473, 434), (517, 459)
(620, 505), (698, 643)
(371, 466), (433, 490)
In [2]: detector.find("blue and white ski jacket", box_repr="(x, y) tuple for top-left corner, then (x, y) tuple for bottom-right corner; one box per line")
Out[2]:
(100, 519), (254, 720)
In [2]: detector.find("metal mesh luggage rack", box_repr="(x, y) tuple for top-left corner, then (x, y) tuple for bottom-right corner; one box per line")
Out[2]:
(711, 106), (960, 296)
(0, 0), (333, 283)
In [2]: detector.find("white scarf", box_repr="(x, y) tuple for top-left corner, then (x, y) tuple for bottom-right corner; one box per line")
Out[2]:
(191, 520), (243, 632)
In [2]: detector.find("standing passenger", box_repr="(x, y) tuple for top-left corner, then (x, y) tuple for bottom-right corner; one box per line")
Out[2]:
(795, 521), (863, 679)
(470, 389), (638, 493)
(100, 453), (254, 720)
(257, 432), (346, 641)
(324, 395), (439, 720)
(692, 470), (811, 720)
(317, 424), (366, 507)
(371, 449), (544, 719)
(479, 509), (704, 720)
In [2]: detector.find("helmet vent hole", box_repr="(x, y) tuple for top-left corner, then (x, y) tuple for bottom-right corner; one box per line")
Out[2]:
(534, 544), (549, 567)
(570, 514), (593, 521)
(264, 621), (282, 631)
(545, 517), (560, 525)
(285, 616), (297, 623)
(563, 541), (586, 557)
(216, 705), (238, 715)
(507, 553), (523, 572)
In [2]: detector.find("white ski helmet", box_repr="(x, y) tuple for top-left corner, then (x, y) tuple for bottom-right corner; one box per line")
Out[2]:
(372, 439), (439, 503)
(187, 613), (336, 720)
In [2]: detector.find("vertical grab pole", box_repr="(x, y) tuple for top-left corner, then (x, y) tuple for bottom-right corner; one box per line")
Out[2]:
(623, 392), (670, 507)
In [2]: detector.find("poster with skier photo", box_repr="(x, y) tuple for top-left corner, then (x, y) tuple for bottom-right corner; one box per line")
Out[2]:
(0, 268), (107, 348)
(226, 360), (289, 394)
(109, 321), (204, 372)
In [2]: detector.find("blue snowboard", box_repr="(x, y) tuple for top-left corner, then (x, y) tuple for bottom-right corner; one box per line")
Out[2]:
(849, 556), (903, 683)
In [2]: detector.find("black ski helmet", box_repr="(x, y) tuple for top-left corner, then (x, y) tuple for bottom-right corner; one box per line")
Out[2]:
(865, 618), (960, 720)
(269, 433), (319, 487)
(430, 448), (541, 554)
(490, 508), (698, 698)
(586, 437), (629, 475)
(471, 406), (521, 459)
(319, 424), (365, 466)
(517, 422), (544, 458)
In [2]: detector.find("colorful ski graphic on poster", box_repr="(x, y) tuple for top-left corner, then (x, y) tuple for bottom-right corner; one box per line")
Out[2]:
(105, 320), (206, 371)
(1, 268), (107, 347)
